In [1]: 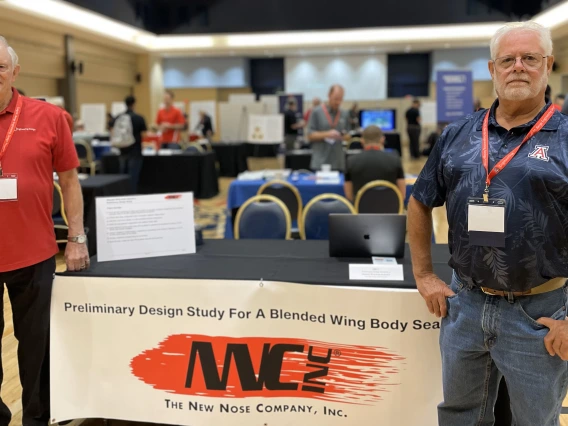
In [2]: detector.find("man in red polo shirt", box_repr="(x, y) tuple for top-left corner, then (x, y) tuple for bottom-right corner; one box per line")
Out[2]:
(0, 36), (88, 425)
(155, 90), (185, 144)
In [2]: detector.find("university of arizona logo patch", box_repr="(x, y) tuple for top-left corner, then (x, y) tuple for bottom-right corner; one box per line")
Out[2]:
(528, 145), (550, 162)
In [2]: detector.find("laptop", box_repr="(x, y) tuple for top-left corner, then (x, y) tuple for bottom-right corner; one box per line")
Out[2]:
(329, 214), (406, 258)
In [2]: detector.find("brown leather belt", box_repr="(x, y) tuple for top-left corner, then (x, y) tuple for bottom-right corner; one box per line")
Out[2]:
(481, 277), (567, 297)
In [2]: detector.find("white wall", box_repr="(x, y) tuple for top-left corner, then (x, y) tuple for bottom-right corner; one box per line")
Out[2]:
(285, 54), (387, 101)
(432, 47), (491, 81)
(163, 58), (249, 88)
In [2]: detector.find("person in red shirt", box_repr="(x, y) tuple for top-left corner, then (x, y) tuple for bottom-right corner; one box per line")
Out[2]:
(155, 90), (185, 144)
(303, 97), (321, 123)
(0, 36), (88, 425)
(554, 94), (565, 111)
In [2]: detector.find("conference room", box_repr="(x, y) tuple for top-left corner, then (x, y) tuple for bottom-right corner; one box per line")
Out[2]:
(1, 0), (568, 425)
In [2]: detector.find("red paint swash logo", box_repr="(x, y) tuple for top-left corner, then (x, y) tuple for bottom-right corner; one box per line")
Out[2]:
(130, 335), (404, 405)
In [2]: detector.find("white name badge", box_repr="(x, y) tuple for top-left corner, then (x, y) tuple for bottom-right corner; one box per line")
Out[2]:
(0, 174), (18, 201)
(468, 197), (506, 247)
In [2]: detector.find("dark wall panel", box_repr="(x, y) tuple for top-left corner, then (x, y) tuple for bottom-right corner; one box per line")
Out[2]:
(249, 58), (285, 98)
(387, 54), (431, 98)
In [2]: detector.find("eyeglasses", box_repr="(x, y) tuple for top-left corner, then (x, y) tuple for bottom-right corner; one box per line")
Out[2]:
(492, 53), (548, 71)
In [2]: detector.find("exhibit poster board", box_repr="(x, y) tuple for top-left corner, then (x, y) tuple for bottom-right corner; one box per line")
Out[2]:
(247, 114), (284, 144)
(80, 103), (107, 133)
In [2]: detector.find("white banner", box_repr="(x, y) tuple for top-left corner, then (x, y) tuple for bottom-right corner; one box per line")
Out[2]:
(51, 278), (442, 425)
(80, 103), (107, 133)
(111, 102), (127, 118)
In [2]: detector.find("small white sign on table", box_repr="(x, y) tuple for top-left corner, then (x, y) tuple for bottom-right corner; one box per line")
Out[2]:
(349, 263), (404, 281)
(96, 192), (196, 262)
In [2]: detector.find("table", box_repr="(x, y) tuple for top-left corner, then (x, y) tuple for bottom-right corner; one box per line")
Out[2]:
(210, 142), (248, 177)
(90, 142), (112, 160)
(53, 239), (450, 424)
(68, 239), (451, 288)
(285, 149), (365, 171)
(80, 175), (132, 256)
(101, 152), (219, 199)
(245, 142), (279, 158)
(225, 174), (346, 238)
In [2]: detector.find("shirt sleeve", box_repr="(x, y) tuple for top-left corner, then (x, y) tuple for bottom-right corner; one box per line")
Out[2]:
(176, 110), (186, 124)
(411, 130), (448, 208)
(141, 116), (148, 132)
(52, 110), (80, 173)
(345, 158), (352, 181)
(396, 159), (405, 180)
(307, 110), (318, 135)
(156, 110), (162, 124)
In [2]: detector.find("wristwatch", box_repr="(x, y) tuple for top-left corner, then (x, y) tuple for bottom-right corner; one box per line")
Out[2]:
(68, 235), (87, 244)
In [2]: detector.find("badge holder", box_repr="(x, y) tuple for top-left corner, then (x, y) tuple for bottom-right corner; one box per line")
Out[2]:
(0, 171), (17, 202)
(467, 197), (506, 247)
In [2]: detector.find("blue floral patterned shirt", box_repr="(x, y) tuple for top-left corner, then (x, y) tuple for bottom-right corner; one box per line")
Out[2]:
(412, 101), (568, 291)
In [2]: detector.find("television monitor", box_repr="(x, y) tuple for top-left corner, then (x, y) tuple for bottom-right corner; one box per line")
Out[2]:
(359, 109), (396, 131)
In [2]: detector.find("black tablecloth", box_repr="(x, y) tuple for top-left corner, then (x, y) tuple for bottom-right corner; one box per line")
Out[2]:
(211, 143), (248, 177)
(285, 149), (363, 171)
(101, 153), (219, 199)
(65, 240), (451, 289)
(244, 142), (279, 158)
(80, 175), (132, 256)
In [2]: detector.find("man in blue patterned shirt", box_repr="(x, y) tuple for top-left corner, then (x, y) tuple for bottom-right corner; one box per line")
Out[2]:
(409, 21), (568, 425)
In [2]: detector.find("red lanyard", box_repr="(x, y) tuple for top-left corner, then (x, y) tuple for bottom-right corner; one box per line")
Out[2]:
(481, 103), (556, 202)
(0, 95), (23, 176)
(322, 104), (340, 129)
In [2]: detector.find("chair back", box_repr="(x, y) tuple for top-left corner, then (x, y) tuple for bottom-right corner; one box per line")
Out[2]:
(163, 143), (182, 150)
(184, 143), (204, 153)
(52, 181), (68, 225)
(235, 195), (291, 240)
(74, 140), (93, 163)
(257, 180), (302, 226)
(301, 194), (355, 240)
(348, 138), (363, 150)
(355, 180), (403, 214)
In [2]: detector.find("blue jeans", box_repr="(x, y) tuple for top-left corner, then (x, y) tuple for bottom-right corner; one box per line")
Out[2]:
(440, 272), (568, 426)
(119, 155), (143, 194)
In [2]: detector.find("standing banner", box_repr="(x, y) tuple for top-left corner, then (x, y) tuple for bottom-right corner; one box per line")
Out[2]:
(279, 94), (304, 136)
(51, 277), (443, 425)
(436, 70), (473, 123)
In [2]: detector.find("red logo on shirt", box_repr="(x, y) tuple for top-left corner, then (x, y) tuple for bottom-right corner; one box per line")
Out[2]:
(528, 145), (549, 162)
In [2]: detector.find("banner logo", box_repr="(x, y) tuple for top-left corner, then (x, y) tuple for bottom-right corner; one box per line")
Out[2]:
(131, 335), (404, 405)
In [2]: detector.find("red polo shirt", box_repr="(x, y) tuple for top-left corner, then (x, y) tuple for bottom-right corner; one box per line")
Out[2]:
(0, 89), (79, 272)
(156, 106), (185, 143)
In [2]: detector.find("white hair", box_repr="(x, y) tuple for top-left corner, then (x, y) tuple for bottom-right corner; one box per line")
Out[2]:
(0, 36), (19, 67)
(490, 21), (552, 59)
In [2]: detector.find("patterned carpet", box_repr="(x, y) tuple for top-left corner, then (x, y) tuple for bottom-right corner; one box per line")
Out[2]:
(193, 177), (231, 239)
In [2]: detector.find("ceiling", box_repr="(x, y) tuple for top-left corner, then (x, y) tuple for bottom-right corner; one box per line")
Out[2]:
(1, 0), (567, 57)
(63, 0), (562, 35)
